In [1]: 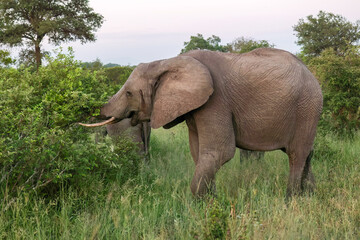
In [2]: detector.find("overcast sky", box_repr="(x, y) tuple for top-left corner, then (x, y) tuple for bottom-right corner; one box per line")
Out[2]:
(59, 0), (360, 65)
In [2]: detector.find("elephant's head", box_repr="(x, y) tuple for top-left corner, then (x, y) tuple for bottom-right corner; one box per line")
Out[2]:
(80, 56), (214, 129)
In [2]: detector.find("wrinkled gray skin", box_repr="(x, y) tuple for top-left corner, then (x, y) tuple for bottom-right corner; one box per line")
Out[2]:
(106, 119), (151, 156)
(91, 48), (323, 198)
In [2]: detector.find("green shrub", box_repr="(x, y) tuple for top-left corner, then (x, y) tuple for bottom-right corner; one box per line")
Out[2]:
(201, 198), (228, 240)
(103, 65), (135, 88)
(0, 48), (139, 196)
(313, 132), (337, 160)
(309, 47), (360, 135)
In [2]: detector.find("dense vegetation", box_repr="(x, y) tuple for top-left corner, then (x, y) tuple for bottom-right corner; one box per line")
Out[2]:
(309, 47), (360, 134)
(1, 125), (359, 239)
(0, 49), (139, 196)
(294, 11), (360, 135)
(0, 8), (359, 239)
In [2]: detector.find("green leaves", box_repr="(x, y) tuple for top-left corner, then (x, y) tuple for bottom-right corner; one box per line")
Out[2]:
(181, 34), (228, 54)
(227, 37), (275, 54)
(309, 47), (360, 135)
(0, 49), (139, 195)
(180, 34), (275, 54)
(293, 11), (360, 135)
(0, 0), (104, 68)
(293, 11), (360, 57)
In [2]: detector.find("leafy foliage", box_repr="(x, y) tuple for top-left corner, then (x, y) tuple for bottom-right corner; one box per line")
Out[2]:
(181, 34), (275, 55)
(180, 34), (228, 53)
(308, 47), (360, 135)
(0, 49), (15, 67)
(227, 37), (275, 54)
(293, 11), (360, 57)
(0, 0), (104, 68)
(103, 66), (135, 87)
(202, 198), (228, 240)
(0, 48), (139, 195)
(293, 11), (360, 135)
(104, 63), (120, 68)
(81, 58), (104, 70)
(82, 59), (121, 69)
(81, 59), (134, 89)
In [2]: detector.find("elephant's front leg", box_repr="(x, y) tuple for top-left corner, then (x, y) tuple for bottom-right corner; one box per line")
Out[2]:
(186, 116), (199, 164)
(191, 144), (236, 197)
(190, 125), (236, 197)
(191, 151), (220, 197)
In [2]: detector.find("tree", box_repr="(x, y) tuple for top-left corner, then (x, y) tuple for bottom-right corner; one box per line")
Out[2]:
(227, 37), (275, 53)
(181, 34), (275, 54)
(81, 58), (103, 70)
(0, 0), (104, 68)
(293, 11), (360, 57)
(308, 47), (360, 134)
(181, 34), (228, 53)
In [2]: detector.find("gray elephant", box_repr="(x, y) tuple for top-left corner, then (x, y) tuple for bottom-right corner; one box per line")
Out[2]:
(80, 48), (323, 198)
(106, 119), (151, 156)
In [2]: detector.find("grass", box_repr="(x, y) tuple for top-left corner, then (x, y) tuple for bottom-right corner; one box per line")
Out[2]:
(1, 123), (359, 239)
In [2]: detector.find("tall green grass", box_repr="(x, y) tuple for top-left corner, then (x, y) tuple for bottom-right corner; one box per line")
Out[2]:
(1, 123), (359, 239)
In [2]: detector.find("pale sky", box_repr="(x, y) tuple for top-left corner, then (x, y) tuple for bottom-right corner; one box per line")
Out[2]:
(58, 0), (360, 65)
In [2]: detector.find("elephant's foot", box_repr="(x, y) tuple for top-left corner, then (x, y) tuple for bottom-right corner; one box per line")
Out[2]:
(298, 170), (315, 197)
(190, 156), (219, 198)
(286, 172), (316, 200)
(300, 150), (315, 194)
(286, 181), (301, 200)
(191, 173), (217, 198)
(301, 178), (315, 195)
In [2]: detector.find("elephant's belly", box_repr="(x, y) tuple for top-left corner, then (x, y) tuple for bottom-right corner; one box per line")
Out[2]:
(234, 116), (295, 151)
(235, 137), (286, 151)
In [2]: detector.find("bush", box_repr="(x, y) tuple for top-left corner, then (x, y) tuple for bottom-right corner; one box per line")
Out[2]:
(309, 47), (360, 135)
(103, 65), (135, 88)
(201, 198), (228, 240)
(0, 48), (139, 196)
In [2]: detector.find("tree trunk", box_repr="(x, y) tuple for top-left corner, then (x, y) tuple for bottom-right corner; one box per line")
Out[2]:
(35, 43), (42, 69)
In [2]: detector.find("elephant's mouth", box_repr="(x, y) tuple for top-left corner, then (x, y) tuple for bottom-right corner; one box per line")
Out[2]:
(127, 111), (136, 119)
(129, 111), (140, 126)
(78, 116), (120, 127)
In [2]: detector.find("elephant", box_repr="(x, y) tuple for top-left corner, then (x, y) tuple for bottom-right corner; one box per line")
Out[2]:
(80, 48), (323, 198)
(106, 119), (151, 157)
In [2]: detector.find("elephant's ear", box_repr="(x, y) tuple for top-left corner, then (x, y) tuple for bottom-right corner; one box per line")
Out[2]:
(150, 56), (214, 129)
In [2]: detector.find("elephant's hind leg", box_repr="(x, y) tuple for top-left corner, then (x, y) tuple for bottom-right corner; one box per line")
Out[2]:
(301, 150), (315, 192)
(286, 147), (315, 198)
(286, 103), (319, 198)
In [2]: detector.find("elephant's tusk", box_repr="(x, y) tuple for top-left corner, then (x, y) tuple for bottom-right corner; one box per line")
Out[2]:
(78, 117), (116, 127)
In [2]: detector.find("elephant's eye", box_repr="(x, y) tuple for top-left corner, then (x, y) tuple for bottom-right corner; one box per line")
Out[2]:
(126, 91), (132, 97)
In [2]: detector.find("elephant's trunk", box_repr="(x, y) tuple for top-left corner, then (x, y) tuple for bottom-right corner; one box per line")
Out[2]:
(78, 117), (116, 127)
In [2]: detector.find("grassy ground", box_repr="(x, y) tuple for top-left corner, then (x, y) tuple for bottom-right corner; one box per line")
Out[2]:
(1, 123), (359, 239)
